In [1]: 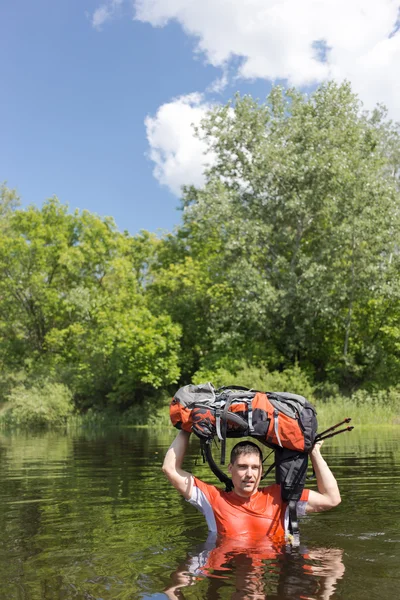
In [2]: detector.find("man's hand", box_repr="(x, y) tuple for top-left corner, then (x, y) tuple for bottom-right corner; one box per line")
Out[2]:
(306, 440), (341, 514)
(311, 439), (324, 456)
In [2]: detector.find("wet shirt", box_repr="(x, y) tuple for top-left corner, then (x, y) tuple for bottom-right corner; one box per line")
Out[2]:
(188, 477), (309, 539)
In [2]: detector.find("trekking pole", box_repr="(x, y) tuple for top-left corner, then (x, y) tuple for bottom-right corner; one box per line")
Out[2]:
(315, 418), (352, 441)
(316, 425), (354, 442)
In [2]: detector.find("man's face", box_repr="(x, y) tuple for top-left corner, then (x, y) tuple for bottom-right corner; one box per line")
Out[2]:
(228, 452), (262, 497)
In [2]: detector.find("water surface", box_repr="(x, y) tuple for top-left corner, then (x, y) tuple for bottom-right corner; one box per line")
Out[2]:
(0, 427), (398, 599)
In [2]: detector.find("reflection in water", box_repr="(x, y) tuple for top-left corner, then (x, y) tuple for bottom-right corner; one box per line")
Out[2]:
(164, 534), (345, 600)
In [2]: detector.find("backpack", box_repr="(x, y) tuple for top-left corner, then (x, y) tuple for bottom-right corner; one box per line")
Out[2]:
(170, 383), (318, 541)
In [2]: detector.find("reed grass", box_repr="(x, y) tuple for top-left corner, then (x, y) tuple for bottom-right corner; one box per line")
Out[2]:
(315, 397), (399, 428)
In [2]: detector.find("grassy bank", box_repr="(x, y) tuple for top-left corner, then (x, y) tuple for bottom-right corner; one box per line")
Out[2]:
(0, 388), (398, 431)
(69, 392), (399, 430)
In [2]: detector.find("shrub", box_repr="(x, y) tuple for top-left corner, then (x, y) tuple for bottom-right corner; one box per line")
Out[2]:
(1, 381), (74, 428)
(0, 368), (30, 402)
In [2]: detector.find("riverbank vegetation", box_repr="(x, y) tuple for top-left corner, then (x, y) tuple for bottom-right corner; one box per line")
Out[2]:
(1, 81), (400, 428)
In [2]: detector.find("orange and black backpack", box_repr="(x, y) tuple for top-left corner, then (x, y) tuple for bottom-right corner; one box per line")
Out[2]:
(170, 382), (318, 541)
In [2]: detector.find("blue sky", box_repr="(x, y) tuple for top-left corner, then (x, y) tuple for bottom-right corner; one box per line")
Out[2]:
(1, 1), (399, 235)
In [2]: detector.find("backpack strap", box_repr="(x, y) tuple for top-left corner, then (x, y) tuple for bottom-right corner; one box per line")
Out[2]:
(261, 448), (307, 545)
(220, 394), (233, 464)
(201, 439), (233, 492)
(288, 499), (300, 545)
(248, 400), (254, 433)
(217, 385), (253, 392)
(218, 394), (250, 465)
(215, 408), (223, 441)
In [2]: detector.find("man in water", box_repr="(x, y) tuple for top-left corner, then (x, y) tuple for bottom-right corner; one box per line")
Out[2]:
(162, 430), (341, 538)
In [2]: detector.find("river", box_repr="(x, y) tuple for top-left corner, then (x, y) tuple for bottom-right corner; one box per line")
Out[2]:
(0, 427), (398, 599)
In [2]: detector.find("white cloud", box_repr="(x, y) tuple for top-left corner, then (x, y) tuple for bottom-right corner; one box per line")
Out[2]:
(92, 0), (123, 30)
(206, 70), (229, 94)
(92, 1), (400, 193)
(144, 93), (216, 195)
(135, 0), (400, 117)
(136, 0), (400, 195)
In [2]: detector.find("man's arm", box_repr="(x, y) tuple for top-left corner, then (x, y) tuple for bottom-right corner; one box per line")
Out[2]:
(162, 430), (194, 500)
(306, 441), (341, 513)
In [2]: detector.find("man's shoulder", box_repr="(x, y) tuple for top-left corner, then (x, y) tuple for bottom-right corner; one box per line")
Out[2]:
(259, 483), (282, 497)
(258, 483), (310, 505)
(193, 476), (223, 495)
(189, 476), (227, 505)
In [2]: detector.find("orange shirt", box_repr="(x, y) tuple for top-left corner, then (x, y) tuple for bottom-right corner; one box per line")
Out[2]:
(188, 477), (309, 540)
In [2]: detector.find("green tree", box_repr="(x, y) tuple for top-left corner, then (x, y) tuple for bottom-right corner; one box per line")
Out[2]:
(153, 82), (400, 390)
(0, 198), (181, 407)
(0, 183), (20, 220)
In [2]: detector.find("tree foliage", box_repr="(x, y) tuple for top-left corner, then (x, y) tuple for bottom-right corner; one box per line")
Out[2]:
(0, 198), (181, 410)
(149, 81), (400, 391)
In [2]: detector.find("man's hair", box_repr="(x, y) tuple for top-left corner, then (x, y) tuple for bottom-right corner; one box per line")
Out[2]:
(230, 441), (263, 465)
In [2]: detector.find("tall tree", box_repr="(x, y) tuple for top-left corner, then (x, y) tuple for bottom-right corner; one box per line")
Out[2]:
(154, 82), (400, 390)
(0, 198), (181, 406)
